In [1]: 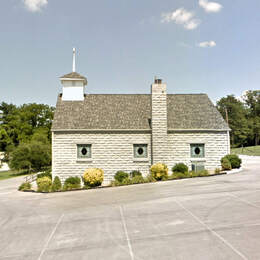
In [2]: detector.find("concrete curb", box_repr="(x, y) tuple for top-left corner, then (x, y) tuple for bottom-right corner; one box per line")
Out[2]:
(226, 168), (243, 175)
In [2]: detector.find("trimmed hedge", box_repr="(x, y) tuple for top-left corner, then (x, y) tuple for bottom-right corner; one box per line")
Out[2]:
(221, 154), (242, 169)
(51, 176), (62, 192)
(221, 158), (232, 170)
(114, 171), (129, 183)
(63, 176), (81, 191)
(172, 163), (188, 173)
(130, 170), (142, 178)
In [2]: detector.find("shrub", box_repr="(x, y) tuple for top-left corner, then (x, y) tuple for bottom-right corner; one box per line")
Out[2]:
(189, 171), (198, 178)
(221, 154), (242, 169)
(172, 163), (188, 174)
(114, 171), (129, 183)
(221, 158), (232, 170)
(131, 175), (145, 184)
(171, 171), (190, 179)
(83, 168), (104, 187)
(51, 176), (62, 192)
(130, 170), (142, 178)
(110, 180), (122, 187)
(121, 177), (132, 186)
(215, 168), (221, 174)
(144, 174), (156, 183)
(197, 170), (209, 177)
(63, 176), (81, 191)
(37, 177), (52, 192)
(37, 170), (52, 180)
(150, 163), (168, 181)
(18, 182), (32, 191)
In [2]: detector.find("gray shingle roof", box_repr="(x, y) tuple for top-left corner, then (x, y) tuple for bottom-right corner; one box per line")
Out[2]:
(60, 72), (87, 84)
(52, 94), (229, 131)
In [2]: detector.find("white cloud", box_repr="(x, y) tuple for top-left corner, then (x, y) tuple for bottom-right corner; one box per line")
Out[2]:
(23, 0), (48, 12)
(199, 0), (222, 13)
(184, 19), (201, 30)
(198, 41), (216, 48)
(161, 8), (201, 30)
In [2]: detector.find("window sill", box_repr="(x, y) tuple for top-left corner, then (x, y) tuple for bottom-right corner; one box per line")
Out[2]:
(76, 159), (93, 163)
(190, 158), (206, 162)
(133, 158), (149, 162)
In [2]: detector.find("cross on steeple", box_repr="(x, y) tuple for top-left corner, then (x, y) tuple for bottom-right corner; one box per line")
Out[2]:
(72, 48), (76, 72)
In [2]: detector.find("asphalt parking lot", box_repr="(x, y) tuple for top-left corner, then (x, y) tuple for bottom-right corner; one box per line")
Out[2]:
(0, 156), (260, 260)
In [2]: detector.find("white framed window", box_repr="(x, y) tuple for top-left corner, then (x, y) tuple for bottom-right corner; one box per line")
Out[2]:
(77, 144), (92, 159)
(133, 144), (148, 158)
(190, 144), (205, 158)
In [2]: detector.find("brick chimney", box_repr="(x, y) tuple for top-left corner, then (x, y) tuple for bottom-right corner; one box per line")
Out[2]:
(151, 78), (168, 164)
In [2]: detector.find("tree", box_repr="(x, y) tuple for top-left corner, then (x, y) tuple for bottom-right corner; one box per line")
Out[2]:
(9, 143), (32, 172)
(29, 142), (51, 171)
(217, 95), (250, 147)
(0, 102), (54, 153)
(244, 91), (260, 146)
(9, 129), (51, 173)
(9, 141), (51, 173)
(0, 128), (12, 151)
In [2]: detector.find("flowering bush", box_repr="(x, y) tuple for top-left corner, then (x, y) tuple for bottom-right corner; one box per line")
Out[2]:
(37, 176), (52, 192)
(83, 168), (104, 187)
(150, 163), (168, 181)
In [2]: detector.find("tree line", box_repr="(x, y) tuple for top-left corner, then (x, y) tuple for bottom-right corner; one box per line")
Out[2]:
(0, 90), (259, 172)
(217, 90), (260, 147)
(0, 103), (54, 172)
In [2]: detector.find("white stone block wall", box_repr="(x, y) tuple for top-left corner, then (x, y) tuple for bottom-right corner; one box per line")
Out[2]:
(52, 132), (152, 185)
(52, 130), (229, 185)
(167, 131), (229, 172)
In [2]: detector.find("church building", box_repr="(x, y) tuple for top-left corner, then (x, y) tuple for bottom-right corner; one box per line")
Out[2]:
(52, 49), (230, 185)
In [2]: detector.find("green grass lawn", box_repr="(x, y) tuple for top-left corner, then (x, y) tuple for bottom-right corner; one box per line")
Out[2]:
(0, 169), (29, 181)
(231, 145), (260, 156)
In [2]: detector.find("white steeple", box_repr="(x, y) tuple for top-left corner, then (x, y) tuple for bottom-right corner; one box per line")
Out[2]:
(60, 48), (87, 101)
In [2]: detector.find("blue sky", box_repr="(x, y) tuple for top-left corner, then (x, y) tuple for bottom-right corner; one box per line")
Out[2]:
(1, 0), (260, 106)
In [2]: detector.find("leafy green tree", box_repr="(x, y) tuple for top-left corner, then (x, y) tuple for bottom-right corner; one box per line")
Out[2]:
(244, 91), (260, 146)
(0, 128), (12, 151)
(9, 143), (32, 172)
(217, 95), (250, 147)
(29, 142), (51, 171)
(0, 102), (54, 154)
(9, 141), (51, 173)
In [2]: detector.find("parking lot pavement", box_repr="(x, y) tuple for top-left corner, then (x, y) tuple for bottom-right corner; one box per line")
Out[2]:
(0, 156), (260, 260)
